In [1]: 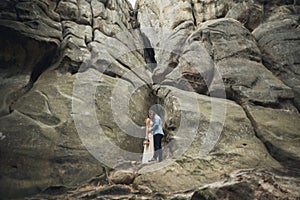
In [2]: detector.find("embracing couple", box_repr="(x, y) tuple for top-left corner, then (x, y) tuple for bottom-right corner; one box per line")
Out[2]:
(144, 109), (164, 163)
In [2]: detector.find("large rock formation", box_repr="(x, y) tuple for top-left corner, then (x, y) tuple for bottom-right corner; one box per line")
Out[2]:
(0, 0), (299, 199)
(0, 0), (143, 198)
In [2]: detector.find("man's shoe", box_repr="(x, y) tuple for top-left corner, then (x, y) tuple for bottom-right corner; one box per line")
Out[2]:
(148, 158), (156, 162)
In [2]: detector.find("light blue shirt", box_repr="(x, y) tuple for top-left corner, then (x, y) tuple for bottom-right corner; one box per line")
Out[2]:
(149, 115), (164, 135)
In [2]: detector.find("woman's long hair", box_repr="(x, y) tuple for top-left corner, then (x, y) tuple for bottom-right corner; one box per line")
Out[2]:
(145, 115), (151, 127)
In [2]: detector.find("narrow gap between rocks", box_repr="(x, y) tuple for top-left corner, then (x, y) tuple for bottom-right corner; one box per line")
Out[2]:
(139, 31), (157, 72)
(190, 0), (197, 26)
(128, 84), (169, 156)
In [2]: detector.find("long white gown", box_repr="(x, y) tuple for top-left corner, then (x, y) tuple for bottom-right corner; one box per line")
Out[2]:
(142, 121), (154, 163)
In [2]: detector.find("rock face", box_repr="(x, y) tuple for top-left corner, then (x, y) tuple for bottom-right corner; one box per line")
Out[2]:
(23, 169), (300, 199)
(253, 5), (300, 110)
(0, 0), (300, 199)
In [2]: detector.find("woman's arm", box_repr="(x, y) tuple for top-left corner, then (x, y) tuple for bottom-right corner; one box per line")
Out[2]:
(145, 118), (150, 139)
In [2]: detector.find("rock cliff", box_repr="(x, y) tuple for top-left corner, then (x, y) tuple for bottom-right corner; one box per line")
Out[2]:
(0, 0), (299, 199)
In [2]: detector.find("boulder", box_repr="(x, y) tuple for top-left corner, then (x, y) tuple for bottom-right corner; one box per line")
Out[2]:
(191, 169), (300, 200)
(0, 0), (61, 116)
(253, 5), (300, 110)
(191, 0), (231, 24)
(198, 18), (294, 106)
(0, 0), (146, 198)
(0, 71), (103, 198)
(109, 170), (136, 185)
(246, 105), (300, 174)
(226, 2), (264, 31)
(134, 86), (281, 193)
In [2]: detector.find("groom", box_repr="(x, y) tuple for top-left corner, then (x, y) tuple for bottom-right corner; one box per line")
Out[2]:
(148, 110), (164, 162)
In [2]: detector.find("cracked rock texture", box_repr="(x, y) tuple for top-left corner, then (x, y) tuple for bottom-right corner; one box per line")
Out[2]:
(0, 0), (300, 199)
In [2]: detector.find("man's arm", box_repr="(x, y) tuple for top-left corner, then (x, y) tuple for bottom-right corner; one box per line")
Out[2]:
(149, 117), (159, 132)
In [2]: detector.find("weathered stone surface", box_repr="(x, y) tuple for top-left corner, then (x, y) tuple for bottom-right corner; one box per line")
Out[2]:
(253, 5), (300, 110)
(1, 0), (300, 199)
(0, 0), (61, 117)
(59, 21), (91, 74)
(191, 0), (265, 30)
(191, 0), (231, 25)
(79, 185), (132, 199)
(226, 2), (264, 31)
(0, 74), (29, 116)
(137, 0), (194, 38)
(137, 0), (196, 75)
(150, 22), (215, 94)
(134, 86), (281, 193)
(0, 0), (145, 198)
(191, 169), (300, 200)
(246, 105), (300, 174)
(0, 0), (61, 40)
(136, 161), (202, 193)
(72, 69), (146, 154)
(138, 5), (216, 94)
(191, 0), (297, 29)
(109, 170), (135, 185)
(0, 70), (103, 198)
(56, 0), (80, 22)
(92, 0), (133, 35)
(198, 18), (294, 106)
(25, 169), (300, 199)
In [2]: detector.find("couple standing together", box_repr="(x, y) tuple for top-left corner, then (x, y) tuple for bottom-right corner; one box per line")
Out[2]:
(144, 110), (164, 162)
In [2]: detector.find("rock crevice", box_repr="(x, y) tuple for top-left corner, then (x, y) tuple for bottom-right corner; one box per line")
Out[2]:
(0, 0), (300, 199)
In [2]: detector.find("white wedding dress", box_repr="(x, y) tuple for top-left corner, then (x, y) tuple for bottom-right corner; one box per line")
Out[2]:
(142, 120), (154, 163)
